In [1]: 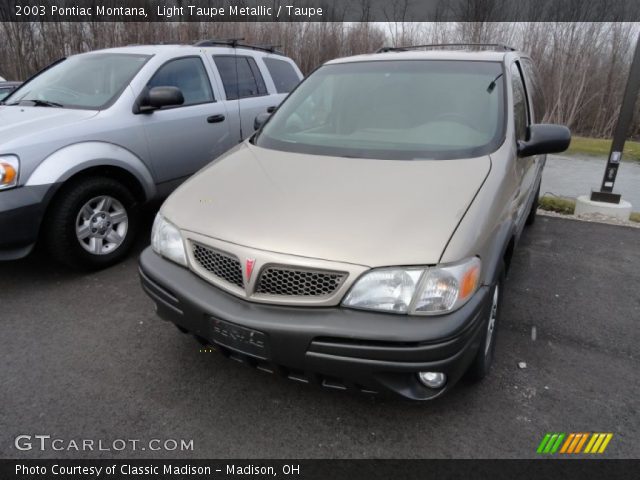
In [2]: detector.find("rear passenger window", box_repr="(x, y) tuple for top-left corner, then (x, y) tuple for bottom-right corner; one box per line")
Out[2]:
(511, 63), (529, 141)
(263, 58), (300, 93)
(214, 56), (267, 100)
(147, 57), (213, 106)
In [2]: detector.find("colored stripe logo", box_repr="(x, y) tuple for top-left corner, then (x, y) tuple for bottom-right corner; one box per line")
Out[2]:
(537, 433), (613, 454)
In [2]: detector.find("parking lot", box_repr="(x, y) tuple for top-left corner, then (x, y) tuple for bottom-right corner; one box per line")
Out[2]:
(1, 214), (639, 459)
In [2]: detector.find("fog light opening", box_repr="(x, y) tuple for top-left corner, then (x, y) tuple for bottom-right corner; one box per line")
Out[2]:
(418, 371), (447, 389)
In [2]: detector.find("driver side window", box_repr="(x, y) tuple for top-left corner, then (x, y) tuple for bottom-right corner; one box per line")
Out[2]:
(147, 57), (214, 107)
(511, 63), (529, 141)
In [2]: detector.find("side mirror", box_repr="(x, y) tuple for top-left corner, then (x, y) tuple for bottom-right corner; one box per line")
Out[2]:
(254, 112), (271, 131)
(518, 124), (571, 157)
(136, 86), (184, 113)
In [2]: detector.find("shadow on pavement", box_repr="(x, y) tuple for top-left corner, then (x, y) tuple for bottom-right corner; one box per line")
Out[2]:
(1, 216), (638, 458)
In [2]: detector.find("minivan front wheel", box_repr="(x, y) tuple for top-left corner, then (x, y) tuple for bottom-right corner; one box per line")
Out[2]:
(466, 267), (504, 382)
(45, 177), (139, 270)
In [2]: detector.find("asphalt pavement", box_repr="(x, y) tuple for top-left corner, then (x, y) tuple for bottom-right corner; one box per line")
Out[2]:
(1, 215), (639, 459)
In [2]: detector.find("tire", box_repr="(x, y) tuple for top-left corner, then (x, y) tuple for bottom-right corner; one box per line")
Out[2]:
(44, 177), (139, 270)
(466, 265), (504, 382)
(525, 184), (540, 226)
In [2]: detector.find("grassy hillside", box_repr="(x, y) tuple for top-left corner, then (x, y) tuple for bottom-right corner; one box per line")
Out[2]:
(566, 136), (640, 162)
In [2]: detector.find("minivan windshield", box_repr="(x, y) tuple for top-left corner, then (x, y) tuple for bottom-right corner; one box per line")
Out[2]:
(5, 53), (150, 110)
(256, 60), (505, 160)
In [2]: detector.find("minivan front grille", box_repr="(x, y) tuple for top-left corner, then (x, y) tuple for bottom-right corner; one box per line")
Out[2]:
(192, 243), (244, 288)
(255, 266), (346, 297)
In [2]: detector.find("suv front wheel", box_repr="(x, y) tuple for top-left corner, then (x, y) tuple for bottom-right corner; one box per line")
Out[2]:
(44, 177), (139, 270)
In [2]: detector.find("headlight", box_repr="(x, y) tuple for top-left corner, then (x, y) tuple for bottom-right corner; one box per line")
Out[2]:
(151, 214), (187, 267)
(342, 257), (481, 315)
(0, 155), (19, 190)
(342, 268), (423, 313)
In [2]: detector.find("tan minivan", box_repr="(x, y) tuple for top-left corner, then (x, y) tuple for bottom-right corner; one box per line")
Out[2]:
(139, 45), (570, 400)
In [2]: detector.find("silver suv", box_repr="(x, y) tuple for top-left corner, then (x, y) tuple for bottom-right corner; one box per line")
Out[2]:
(139, 45), (570, 400)
(0, 41), (302, 268)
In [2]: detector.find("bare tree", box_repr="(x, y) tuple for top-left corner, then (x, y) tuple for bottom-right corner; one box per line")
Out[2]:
(0, 20), (638, 139)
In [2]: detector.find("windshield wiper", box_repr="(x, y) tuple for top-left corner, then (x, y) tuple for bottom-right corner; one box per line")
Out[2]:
(6, 99), (64, 108)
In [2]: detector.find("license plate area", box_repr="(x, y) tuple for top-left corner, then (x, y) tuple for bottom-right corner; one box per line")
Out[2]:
(209, 317), (270, 360)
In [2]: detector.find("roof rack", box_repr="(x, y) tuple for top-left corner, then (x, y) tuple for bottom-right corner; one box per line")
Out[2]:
(194, 38), (284, 55)
(376, 43), (516, 53)
(127, 42), (182, 46)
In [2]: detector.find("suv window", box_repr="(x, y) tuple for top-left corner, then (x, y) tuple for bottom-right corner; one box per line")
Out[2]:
(6, 53), (149, 109)
(148, 57), (214, 106)
(520, 58), (546, 122)
(511, 63), (529, 141)
(0, 87), (14, 101)
(213, 56), (267, 100)
(256, 60), (505, 160)
(263, 58), (300, 93)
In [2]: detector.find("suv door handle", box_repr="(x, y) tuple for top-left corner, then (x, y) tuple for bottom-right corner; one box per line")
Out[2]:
(266, 106), (277, 113)
(207, 114), (225, 123)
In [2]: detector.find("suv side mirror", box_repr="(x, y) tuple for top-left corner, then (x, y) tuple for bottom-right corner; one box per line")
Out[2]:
(254, 112), (271, 131)
(518, 124), (571, 157)
(135, 86), (184, 113)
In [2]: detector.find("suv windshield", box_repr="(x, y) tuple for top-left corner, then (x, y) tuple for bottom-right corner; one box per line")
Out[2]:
(6, 53), (150, 110)
(256, 60), (505, 160)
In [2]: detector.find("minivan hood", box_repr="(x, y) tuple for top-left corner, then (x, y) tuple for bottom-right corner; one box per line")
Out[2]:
(0, 106), (98, 146)
(163, 143), (490, 267)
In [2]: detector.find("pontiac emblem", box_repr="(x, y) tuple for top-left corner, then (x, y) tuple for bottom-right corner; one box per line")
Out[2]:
(245, 259), (256, 281)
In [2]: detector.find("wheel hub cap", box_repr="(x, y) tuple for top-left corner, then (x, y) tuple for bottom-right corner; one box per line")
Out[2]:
(90, 212), (112, 236)
(485, 285), (499, 355)
(75, 196), (128, 255)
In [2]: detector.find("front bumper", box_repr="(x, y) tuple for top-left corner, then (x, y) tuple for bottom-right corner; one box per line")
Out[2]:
(139, 248), (492, 400)
(0, 184), (53, 260)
